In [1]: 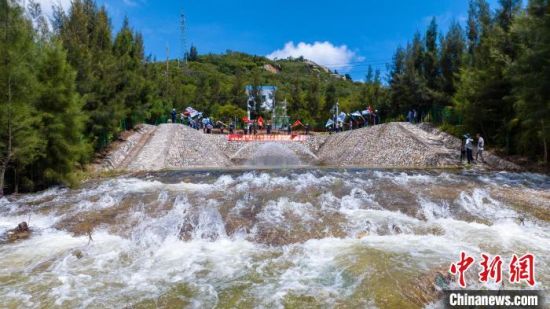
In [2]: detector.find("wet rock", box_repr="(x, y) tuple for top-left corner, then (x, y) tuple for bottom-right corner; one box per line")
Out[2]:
(402, 267), (452, 305)
(391, 224), (402, 234)
(7, 222), (31, 242)
(72, 249), (83, 259)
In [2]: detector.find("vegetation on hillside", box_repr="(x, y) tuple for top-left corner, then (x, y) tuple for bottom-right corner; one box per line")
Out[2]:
(0, 0), (548, 195)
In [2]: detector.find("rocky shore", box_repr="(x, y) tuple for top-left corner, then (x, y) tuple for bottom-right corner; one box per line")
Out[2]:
(101, 122), (520, 171)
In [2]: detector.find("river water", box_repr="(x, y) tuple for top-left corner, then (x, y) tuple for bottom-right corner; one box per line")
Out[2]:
(0, 169), (548, 308)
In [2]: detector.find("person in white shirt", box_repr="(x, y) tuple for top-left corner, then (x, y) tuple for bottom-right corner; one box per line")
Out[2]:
(476, 133), (485, 163)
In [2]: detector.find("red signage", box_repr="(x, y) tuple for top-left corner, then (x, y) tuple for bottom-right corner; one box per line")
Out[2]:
(227, 134), (308, 142)
(449, 251), (536, 288)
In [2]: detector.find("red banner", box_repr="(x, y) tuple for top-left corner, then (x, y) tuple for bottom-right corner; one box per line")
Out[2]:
(292, 120), (304, 128)
(227, 134), (308, 142)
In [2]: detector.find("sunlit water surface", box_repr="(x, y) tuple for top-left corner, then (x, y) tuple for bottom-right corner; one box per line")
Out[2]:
(0, 169), (549, 308)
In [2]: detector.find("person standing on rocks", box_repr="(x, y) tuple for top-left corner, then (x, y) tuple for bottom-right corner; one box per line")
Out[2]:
(476, 133), (485, 163)
(465, 134), (474, 164)
(267, 122), (272, 135)
(460, 138), (466, 162)
(305, 123), (310, 135)
(407, 110), (413, 123)
(171, 108), (177, 124)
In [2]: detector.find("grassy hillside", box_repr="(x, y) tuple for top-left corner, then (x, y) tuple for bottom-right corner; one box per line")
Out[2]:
(147, 52), (389, 128)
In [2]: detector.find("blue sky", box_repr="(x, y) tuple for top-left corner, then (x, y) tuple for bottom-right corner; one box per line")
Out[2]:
(43, 0), (500, 80)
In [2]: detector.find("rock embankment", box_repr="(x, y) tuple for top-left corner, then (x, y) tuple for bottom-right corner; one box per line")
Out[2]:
(102, 123), (520, 171)
(316, 123), (460, 167)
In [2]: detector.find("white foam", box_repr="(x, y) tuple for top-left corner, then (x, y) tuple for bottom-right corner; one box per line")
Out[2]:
(1, 169), (549, 306)
(457, 188), (518, 219)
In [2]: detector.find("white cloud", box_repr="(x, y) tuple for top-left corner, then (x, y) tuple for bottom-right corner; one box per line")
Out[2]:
(267, 41), (359, 71)
(35, 0), (71, 17)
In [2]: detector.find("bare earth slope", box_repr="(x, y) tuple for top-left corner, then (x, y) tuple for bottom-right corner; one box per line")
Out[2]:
(102, 122), (520, 171)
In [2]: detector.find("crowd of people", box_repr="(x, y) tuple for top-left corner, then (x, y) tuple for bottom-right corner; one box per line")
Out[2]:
(327, 106), (381, 133)
(170, 108), (309, 136)
(171, 107), (487, 166)
(171, 105), (386, 136)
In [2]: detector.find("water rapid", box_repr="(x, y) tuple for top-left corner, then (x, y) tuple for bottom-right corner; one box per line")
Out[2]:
(0, 169), (548, 308)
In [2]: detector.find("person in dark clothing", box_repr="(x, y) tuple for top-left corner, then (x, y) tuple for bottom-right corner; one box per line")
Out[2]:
(460, 139), (466, 162)
(465, 134), (474, 164)
(266, 123), (272, 135)
(305, 124), (310, 135)
(171, 109), (177, 124)
(287, 125), (292, 135)
(229, 122), (235, 134)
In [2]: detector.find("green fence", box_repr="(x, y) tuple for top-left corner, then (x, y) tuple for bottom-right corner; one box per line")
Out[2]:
(425, 106), (463, 125)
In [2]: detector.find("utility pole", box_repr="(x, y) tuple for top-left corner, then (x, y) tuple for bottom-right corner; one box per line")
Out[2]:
(180, 11), (187, 66)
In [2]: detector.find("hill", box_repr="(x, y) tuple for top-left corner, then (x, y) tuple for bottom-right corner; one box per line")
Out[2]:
(146, 52), (389, 128)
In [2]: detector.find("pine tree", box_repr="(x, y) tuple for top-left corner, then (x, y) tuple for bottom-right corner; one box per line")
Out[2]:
(467, 0), (479, 58)
(455, 0), (521, 153)
(509, 0), (550, 163)
(32, 41), (88, 188)
(58, 0), (123, 150)
(424, 18), (439, 91)
(440, 21), (465, 98)
(389, 46), (407, 115)
(0, 0), (43, 195)
(113, 17), (151, 128)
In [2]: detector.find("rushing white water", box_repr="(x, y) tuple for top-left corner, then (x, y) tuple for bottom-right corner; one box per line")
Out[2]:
(246, 143), (304, 167)
(0, 169), (548, 308)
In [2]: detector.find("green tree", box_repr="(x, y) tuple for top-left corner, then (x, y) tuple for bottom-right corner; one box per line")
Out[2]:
(0, 0), (43, 195)
(440, 21), (465, 97)
(305, 77), (321, 124)
(32, 42), (89, 188)
(230, 69), (247, 108)
(58, 0), (123, 150)
(424, 17), (440, 91)
(187, 45), (198, 61)
(455, 0), (519, 153)
(509, 0), (550, 163)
